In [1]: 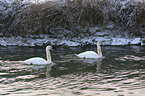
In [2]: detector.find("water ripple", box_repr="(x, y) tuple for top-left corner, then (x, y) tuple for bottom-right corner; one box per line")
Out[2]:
(1, 46), (145, 95)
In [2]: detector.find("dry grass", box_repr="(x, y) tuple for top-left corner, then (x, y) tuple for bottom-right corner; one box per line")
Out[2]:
(7, 0), (145, 37)
(114, 0), (145, 36)
(132, 1), (145, 36)
(14, 2), (65, 36)
(13, 0), (110, 37)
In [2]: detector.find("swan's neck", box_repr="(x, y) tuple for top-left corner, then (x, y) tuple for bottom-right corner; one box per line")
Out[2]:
(46, 49), (51, 64)
(97, 43), (102, 57)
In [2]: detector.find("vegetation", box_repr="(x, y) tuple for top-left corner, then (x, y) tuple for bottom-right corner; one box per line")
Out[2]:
(13, 0), (109, 37)
(1, 0), (145, 37)
(113, 0), (145, 36)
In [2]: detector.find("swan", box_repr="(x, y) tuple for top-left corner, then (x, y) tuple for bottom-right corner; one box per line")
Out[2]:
(23, 46), (53, 65)
(76, 41), (102, 58)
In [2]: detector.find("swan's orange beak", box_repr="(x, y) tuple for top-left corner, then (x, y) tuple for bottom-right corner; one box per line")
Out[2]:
(100, 42), (104, 46)
(51, 49), (54, 51)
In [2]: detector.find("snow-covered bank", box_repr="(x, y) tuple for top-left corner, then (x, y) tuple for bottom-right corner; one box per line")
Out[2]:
(0, 35), (141, 47)
(0, 0), (144, 46)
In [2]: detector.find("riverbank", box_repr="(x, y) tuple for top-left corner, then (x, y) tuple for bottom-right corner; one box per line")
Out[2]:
(0, 33), (141, 47)
(0, 0), (144, 47)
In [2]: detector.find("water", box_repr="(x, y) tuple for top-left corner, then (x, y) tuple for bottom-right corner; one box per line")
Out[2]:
(0, 45), (145, 96)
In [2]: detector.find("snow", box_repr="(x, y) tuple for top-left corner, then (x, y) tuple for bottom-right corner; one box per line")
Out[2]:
(130, 38), (141, 44)
(0, 35), (141, 47)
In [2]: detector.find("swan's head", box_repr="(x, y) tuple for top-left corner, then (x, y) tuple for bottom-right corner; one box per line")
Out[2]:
(97, 41), (102, 45)
(46, 46), (53, 51)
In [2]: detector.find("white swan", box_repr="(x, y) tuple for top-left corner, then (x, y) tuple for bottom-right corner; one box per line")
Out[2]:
(76, 41), (102, 58)
(23, 46), (53, 65)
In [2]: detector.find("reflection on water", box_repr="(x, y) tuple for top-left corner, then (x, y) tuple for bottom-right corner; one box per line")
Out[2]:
(0, 45), (145, 96)
(115, 55), (145, 61)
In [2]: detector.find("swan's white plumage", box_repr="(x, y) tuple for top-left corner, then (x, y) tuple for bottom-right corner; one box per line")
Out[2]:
(23, 46), (52, 65)
(76, 51), (100, 58)
(23, 57), (49, 65)
(76, 41), (102, 58)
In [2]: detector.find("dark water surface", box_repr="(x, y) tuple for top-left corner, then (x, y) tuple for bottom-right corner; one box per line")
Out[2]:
(0, 45), (145, 96)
